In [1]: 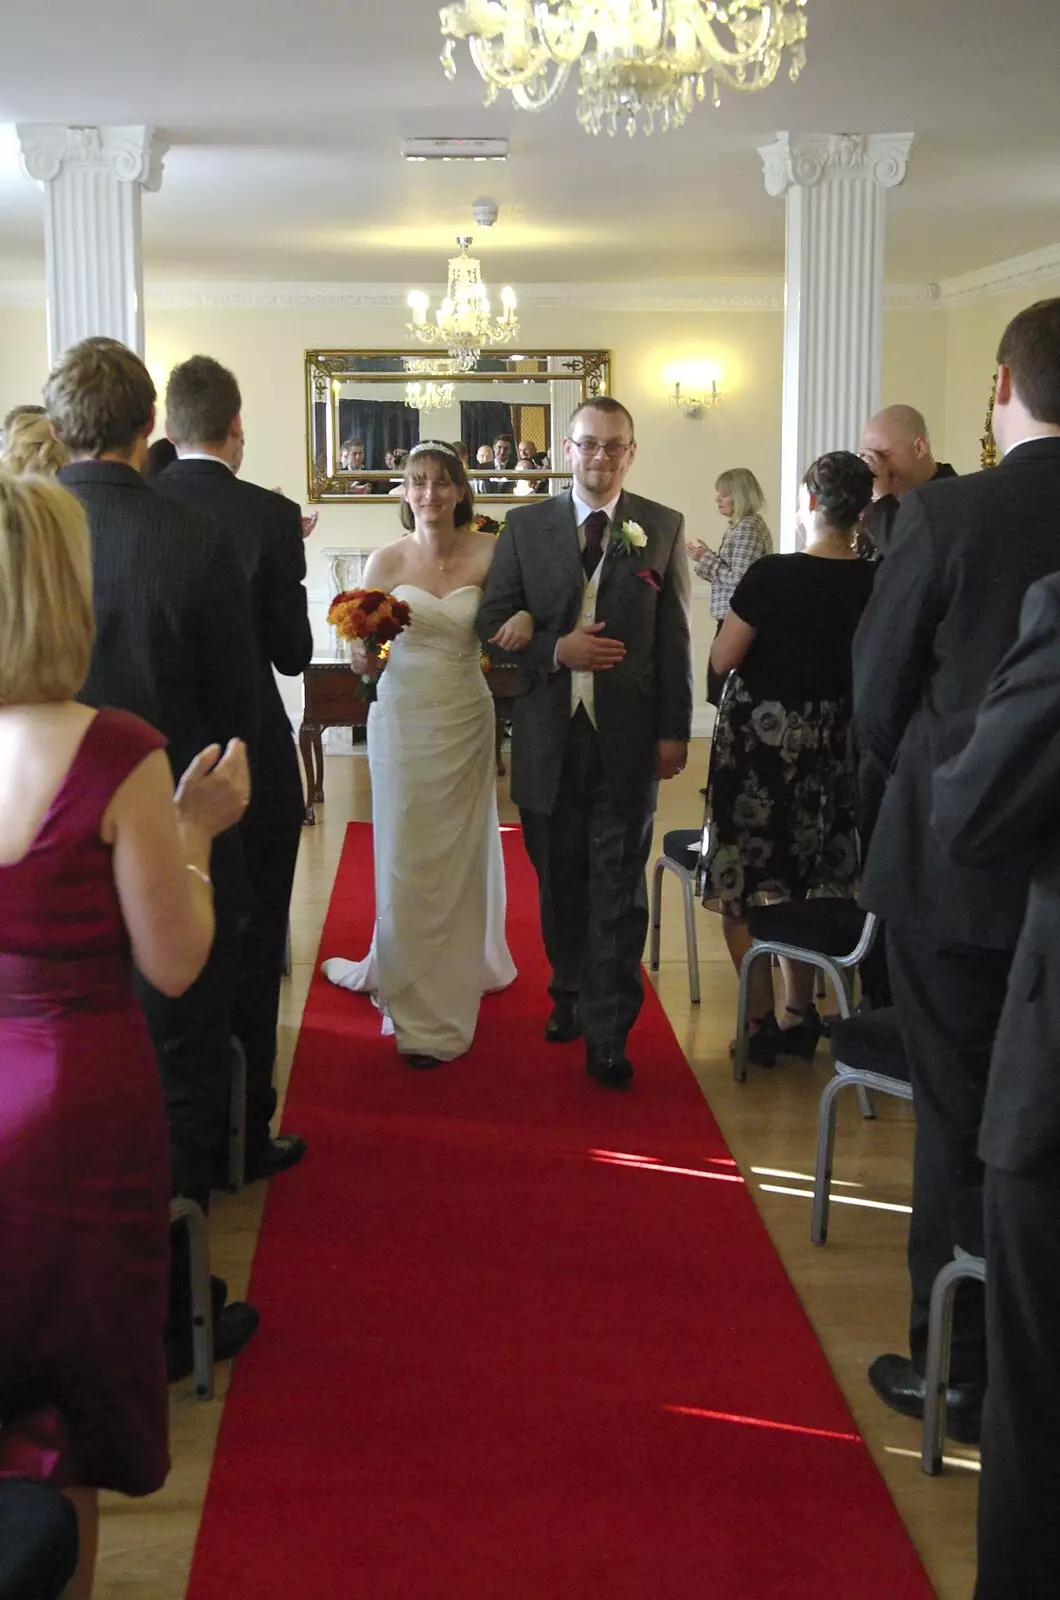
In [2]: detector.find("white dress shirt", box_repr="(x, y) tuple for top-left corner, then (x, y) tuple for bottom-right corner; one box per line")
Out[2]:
(175, 450), (234, 471)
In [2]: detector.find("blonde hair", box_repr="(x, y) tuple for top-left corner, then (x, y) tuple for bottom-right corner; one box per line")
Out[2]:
(0, 472), (94, 704)
(715, 467), (765, 523)
(0, 411), (69, 477)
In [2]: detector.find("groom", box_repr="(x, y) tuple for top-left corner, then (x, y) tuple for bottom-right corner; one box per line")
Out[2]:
(479, 397), (693, 1087)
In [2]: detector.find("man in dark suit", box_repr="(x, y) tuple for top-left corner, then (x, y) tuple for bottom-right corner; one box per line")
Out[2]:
(858, 404), (957, 560)
(46, 336), (260, 1366)
(933, 572), (1060, 1598)
(479, 397), (693, 1087)
(852, 297), (1060, 1440)
(154, 354), (312, 1182)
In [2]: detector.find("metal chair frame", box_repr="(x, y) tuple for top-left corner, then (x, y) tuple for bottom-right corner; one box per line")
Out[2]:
(648, 831), (706, 1005)
(811, 1061), (913, 1244)
(732, 911), (880, 1093)
(922, 1250), (986, 1474)
(227, 1036), (247, 1193)
(169, 1195), (214, 1400)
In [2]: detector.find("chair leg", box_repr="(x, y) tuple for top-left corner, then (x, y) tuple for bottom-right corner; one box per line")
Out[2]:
(733, 948), (761, 1083)
(922, 1260), (966, 1475)
(227, 1037), (247, 1194)
(170, 1197), (214, 1402)
(811, 1074), (849, 1245)
(282, 921), (292, 978)
(681, 878), (701, 1005)
(820, 963), (876, 1121)
(648, 860), (664, 973)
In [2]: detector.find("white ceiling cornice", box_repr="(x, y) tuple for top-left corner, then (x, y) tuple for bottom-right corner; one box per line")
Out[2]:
(0, 244), (1056, 315)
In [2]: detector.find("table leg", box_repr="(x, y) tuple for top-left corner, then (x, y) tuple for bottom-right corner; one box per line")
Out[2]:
(299, 722), (320, 825)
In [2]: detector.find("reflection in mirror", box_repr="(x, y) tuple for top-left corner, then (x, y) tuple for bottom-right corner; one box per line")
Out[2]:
(305, 349), (611, 502)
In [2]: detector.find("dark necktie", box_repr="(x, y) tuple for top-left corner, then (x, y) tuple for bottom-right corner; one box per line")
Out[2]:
(582, 509), (608, 578)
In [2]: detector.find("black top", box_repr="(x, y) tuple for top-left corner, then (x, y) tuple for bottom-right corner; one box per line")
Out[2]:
(730, 553), (876, 703)
(859, 462), (958, 560)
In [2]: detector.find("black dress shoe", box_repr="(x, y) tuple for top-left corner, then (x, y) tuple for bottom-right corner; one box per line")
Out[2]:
(165, 1301), (261, 1383)
(245, 1133), (307, 1182)
(545, 1001), (582, 1043)
(586, 1047), (634, 1089)
(867, 1352), (983, 1444)
(402, 1053), (443, 1070)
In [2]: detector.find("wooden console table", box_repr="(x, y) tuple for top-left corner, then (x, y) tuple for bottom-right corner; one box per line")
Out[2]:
(299, 657), (523, 824)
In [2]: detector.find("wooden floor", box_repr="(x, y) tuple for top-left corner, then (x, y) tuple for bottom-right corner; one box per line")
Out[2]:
(95, 742), (977, 1599)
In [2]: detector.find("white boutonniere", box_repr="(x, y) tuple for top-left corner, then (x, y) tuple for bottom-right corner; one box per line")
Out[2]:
(613, 518), (648, 555)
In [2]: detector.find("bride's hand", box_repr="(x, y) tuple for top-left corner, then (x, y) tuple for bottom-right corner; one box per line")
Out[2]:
(490, 610), (534, 651)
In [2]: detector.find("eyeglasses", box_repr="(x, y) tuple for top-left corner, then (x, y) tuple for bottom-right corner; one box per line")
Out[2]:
(568, 437), (632, 460)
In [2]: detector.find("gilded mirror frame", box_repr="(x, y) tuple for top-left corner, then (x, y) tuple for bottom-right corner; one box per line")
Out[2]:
(304, 348), (611, 503)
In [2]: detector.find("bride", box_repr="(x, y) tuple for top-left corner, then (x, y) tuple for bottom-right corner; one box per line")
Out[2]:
(322, 441), (530, 1068)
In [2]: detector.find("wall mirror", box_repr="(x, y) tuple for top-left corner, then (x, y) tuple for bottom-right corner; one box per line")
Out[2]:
(305, 348), (611, 503)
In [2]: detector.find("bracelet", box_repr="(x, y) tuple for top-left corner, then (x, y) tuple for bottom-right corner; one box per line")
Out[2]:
(186, 863), (213, 890)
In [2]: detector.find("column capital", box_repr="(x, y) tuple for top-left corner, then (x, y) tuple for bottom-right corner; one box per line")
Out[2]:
(16, 124), (168, 192)
(759, 132), (914, 198)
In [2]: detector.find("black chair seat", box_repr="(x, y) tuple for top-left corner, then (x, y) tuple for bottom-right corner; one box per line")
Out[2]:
(746, 897), (867, 957)
(828, 1007), (910, 1081)
(661, 828), (702, 869)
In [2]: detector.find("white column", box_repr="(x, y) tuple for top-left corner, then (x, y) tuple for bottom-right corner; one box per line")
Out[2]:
(760, 132), (913, 549)
(17, 125), (168, 363)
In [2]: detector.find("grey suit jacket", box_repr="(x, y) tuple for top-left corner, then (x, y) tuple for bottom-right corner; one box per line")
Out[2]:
(477, 487), (693, 816)
(933, 574), (1060, 1173)
(853, 437), (1060, 948)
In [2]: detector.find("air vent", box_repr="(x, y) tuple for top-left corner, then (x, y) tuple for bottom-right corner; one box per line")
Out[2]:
(401, 137), (509, 163)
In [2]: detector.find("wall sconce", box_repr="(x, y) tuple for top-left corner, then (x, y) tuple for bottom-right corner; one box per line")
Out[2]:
(670, 379), (720, 419)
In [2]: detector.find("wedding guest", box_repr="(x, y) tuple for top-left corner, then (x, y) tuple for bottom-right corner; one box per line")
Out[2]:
(0, 471), (249, 1600)
(702, 451), (875, 1065)
(143, 436), (177, 477)
(0, 410), (68, 476)
(339, 437), (371, 495)
(859, 405), (956, 559)
(45, 337), (261, 1375)
(154, 354), (312, 1183)
(686, 468), (772, 706)
(471, 443), (494, 495)
(853, 298), (1060, 1445)
(932, 571), (1060, 1599)
(491, 432), (518, 492)
(0, 402), (45, 448)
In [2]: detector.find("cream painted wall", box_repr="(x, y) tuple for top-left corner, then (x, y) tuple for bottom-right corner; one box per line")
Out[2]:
(0, 296), (951, 727)
(944, 275), (1060, 473)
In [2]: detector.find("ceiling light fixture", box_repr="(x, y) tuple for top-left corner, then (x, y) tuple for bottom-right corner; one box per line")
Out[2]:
(439, 1), (809, 137)
(405, 379), (456, 412)
(401, 136), (509, 161)
(406, 236), (519, 362)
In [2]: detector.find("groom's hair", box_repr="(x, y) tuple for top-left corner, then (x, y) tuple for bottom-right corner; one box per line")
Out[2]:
(568, 396), (635, 440)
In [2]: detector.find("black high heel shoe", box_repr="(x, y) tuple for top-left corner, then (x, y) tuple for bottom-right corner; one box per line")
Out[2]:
(775, 1003), (823, 1060)
(745, 1011), (781, 1068)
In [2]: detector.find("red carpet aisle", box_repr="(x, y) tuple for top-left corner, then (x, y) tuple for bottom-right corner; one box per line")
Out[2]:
(187, 825), (933, 1600)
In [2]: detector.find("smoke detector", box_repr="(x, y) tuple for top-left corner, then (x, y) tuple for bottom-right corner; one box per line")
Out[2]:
(472, 199), (499, 227)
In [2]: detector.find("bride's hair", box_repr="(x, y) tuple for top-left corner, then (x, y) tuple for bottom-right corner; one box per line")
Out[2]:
(399, 442), (475, 531)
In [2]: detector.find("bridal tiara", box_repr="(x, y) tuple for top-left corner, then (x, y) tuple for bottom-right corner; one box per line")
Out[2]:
(408, 441), (460, 461)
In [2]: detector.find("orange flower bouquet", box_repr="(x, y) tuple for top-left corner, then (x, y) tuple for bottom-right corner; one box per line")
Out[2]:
(327, 588), (413, 698)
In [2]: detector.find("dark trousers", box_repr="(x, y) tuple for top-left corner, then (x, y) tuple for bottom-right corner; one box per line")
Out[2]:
(233, 777), (303, 1157)
(887, 925), (1013, 1384)
(520, 708), (654, 1057)
(706, 620), (725, 707)
(975, 1163), (1060, 1599)
(0, 1482), (79, 1600)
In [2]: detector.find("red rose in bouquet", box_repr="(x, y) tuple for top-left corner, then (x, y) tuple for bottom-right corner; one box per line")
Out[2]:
(327, 588), (413, 699)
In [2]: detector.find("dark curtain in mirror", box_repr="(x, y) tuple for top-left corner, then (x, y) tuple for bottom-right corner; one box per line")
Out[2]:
(460, 400), (515, 463)
(338, 401), (420, 469)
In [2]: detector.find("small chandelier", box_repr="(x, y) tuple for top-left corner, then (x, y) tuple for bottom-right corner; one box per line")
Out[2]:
(439, 1), (809, 137)
(405, 379), (455, 412)
(406, 236), (519, 361)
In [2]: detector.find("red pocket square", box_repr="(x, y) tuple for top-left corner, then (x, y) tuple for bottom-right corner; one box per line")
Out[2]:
(635, 568), (662, 592)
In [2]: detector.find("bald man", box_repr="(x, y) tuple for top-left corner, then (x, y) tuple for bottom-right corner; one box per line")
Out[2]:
(859, 405), (956, 559)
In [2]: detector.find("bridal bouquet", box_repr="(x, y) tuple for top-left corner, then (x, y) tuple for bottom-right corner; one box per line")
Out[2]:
(327, 588), (412, 697)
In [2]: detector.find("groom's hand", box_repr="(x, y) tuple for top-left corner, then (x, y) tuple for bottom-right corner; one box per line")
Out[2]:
(556, 622), (626, 672)
(654, 739), (688, 780)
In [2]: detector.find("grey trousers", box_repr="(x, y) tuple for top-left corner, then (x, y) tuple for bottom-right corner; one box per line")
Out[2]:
(520, 708), (654, 1058)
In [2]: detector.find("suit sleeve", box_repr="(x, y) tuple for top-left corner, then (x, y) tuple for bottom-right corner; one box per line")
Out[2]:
(194, 530), (261, 751)
(852, 491), (943, 774)
(477, 521), (560, 684)
(932, 580), (1060, 866)
(656, 515), (694, 741)
(262, 497), (313, 676)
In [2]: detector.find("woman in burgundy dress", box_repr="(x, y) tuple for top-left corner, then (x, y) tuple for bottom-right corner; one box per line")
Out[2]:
(0, 474), (249, 1598)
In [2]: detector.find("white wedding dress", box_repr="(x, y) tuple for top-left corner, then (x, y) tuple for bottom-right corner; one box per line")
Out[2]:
(322, 585), (516, 1060)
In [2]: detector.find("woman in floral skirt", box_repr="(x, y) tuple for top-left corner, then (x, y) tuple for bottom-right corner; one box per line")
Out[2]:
(702, 450), (877, 1066)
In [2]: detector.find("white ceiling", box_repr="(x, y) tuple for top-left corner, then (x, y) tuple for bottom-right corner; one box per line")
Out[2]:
(0, 0), (1058, 286)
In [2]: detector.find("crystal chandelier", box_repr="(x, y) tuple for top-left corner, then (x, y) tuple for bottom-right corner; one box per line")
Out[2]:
(406, 236), (519, 362)
(405, 379), (455, 412)
(439, 1), (809, 137)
